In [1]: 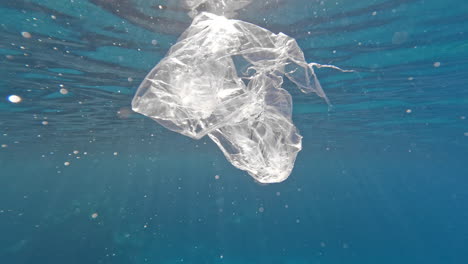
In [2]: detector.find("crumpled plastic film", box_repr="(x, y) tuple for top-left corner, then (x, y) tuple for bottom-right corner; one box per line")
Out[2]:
(208, 74), (302, 183)
(185, 0), (252, 18)
(132, 12), (330, 183)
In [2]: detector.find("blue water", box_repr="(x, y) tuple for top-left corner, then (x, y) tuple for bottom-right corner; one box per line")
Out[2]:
(1, 0), (468, 263)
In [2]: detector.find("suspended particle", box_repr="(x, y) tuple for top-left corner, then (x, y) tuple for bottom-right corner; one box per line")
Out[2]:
(8, 95), (22, 103)
(21, 32), (32, 38)
(117, 107), (132, 119)
(59, 88), (68, 95)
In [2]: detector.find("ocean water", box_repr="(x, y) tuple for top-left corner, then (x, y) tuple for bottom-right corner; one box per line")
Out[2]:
(1, 0), (468, 263)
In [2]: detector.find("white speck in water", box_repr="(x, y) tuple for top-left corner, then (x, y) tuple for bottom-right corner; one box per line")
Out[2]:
(408, 76), (414, 81)
(64, 161), (70, 166)
(8, 94), (23, 104)
(42, 121), (48, 125)
(8, 95), (22, 103)
(258, 207), (264, 213)
(151, 39), (158, 45)
(91, 212), (98, 219)
(73, 150), (79, 154)
(1, 144), (7, 148)
(464, 132), (468, 137)
(113, 152), (118, 156)
(51, 15), (56, 19)
(372, 11), (377, 16)
(406, 109), (412, 114)
(60, 88), (68, 95)
(21, 32), (32, 38)
(214, 175), (220, 180)
(433, 61), (441, 67)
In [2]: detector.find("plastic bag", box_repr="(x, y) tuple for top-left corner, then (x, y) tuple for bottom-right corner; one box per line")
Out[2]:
(184, 0), (253, 18)
(132, 12), (328, 183)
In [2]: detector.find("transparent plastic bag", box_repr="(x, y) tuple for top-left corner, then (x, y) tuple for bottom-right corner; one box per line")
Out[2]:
(132, 12), (329, 183)
(184, 0), (253, 18)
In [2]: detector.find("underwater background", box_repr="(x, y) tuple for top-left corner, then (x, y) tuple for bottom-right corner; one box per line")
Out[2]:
(1, 0), (468, 263)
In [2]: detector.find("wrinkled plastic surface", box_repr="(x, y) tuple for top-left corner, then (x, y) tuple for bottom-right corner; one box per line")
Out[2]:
(132, 13), (328, 183)
(185, 0), (252, 18)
